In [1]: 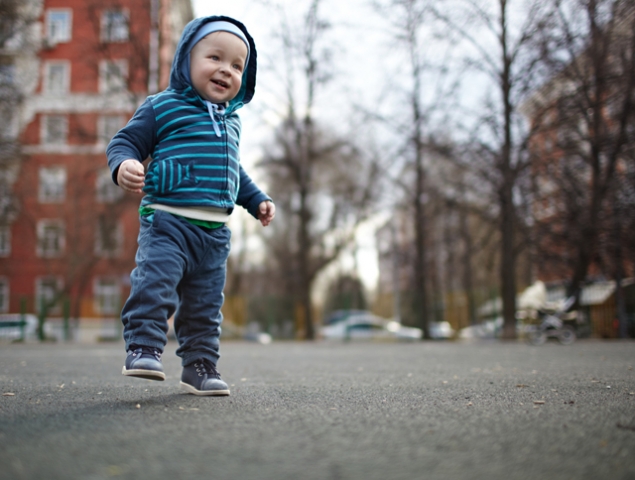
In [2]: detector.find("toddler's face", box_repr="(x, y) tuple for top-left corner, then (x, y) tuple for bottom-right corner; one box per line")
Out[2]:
(190, 31), (247, 104)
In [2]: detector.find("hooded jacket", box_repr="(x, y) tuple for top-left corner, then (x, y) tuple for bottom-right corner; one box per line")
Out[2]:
(106, 16), (269, 220)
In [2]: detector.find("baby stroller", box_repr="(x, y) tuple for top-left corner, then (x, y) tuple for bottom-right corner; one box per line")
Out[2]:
(527, 296), (577, 345)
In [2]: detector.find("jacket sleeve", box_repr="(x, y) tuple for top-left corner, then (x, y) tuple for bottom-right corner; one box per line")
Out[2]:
(236, 164), (272, 219)
(106, 98), (157, 185)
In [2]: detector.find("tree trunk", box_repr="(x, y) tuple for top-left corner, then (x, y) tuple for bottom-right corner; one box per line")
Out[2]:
(499, 184), (517, 339)
(409, 4), (430, 339)
(612, 194), (628, 338)
(566, 159), (603, 303)
(499, 0), (517, 339)
(459, 204), (477, 325)
(414, 127), (429, 339)
(298, 187), (315, 340)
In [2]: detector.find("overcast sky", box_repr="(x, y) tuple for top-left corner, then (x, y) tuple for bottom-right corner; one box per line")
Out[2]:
(192, 0), (390, 162)
(188, 1), (550, 299)
(192, 0), (390, 293)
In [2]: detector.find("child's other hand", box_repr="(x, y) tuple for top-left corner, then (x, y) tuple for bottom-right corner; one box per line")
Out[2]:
(257, 201), (275, 226)
(117, 159), (145, 193)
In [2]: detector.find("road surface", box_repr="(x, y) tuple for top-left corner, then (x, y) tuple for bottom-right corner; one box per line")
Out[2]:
(1, 339), (634, 479)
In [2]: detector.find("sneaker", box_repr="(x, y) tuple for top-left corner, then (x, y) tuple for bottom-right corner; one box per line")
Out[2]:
(180, 359), (230, 396)
(122, 346), (166, 381)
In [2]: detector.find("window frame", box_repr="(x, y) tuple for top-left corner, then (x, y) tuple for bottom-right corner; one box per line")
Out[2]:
(36, 219), (65, 258)
(96, 167), (123, 203)
(0, 226), (10, 257)
(41, 114), (68, 145)
(43, 61), (70, 94)
(99, 60), (129, 93)
(38, 166), (67, 203)
(0, 277), (8, 313)
(101, 9), (130, 43)
(95, 218), (123, 257)
(93, 276), (121, 315)
(46, 9), (73, 44)
(97, 115), (124, 145)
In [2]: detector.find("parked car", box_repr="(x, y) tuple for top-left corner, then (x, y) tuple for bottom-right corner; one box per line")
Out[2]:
(323, 310), (375, 325)
(219, 321), (273, 344)
(320, 314), (422, 341)
(242, 322), (273, 344)
(429, 321), (455, 340)
(459, 317), (506, 340)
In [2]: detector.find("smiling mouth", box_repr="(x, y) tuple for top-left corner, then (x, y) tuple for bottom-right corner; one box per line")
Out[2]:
(212, 79), (229, 88)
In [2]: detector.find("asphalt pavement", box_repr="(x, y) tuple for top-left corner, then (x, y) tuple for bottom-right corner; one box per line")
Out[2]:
(0, 339), (634, 480)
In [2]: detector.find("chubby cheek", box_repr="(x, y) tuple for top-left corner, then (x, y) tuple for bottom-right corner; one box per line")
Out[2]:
(233, 74), (243, 91)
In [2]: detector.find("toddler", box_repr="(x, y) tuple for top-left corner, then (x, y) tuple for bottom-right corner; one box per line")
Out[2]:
(106, 16), (274, 396)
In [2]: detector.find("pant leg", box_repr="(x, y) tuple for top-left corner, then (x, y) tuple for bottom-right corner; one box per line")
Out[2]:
(121, 212), (187, 351)
(174, 225), (231, 367)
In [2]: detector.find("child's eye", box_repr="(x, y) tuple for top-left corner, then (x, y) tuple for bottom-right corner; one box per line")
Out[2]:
(232, 64), (243, 71)
(210, 55), (219, 61)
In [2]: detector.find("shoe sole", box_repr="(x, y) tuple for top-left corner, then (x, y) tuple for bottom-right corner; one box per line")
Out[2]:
(122, 366), (166, 381)
(180, 381), (230, 396)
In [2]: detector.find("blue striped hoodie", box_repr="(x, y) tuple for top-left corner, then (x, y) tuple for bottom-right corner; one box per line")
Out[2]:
(106, 16), (270, 219)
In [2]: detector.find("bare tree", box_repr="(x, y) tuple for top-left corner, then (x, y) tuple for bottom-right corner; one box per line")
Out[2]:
(259, 0), (380, 339)
(528, 0), (635, 317)
(439, 158), (493, 326)
(262, 119), (379, 339)
(368, 0), (467, 338)
(431, 0), (551, 339)
(401, 0), (432, 339)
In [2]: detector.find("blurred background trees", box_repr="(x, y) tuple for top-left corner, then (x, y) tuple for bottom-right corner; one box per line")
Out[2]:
(3, 0), (633, 340)
(0, 0), (38, 225)
(233, 0), (634, 339)
(256, 0), (381, 339)
(527, 0), (635, 312)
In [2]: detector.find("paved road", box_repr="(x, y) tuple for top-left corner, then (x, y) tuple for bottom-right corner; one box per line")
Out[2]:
(0, 339), (634, 480)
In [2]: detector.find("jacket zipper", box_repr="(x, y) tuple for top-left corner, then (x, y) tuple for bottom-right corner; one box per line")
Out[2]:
(221, 116), (230, 206)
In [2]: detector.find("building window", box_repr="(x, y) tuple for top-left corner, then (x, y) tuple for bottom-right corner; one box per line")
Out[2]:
(43, 62), (70, 94)
(99, 60), (128, 93)
(94, 277), (121, 315)
(96, 168), (123, 203)
(0, 226), (10, 256)
(41, 115), (68, 145)
(0, 278), (8, 313)
(101, 10), (129, 43)
(36, 220), (65, 258)
(95, 218), (122, 257)
(35, 277), (63, 314)
(39, 167), (66, 203)
(46, 10), (72, 44)
(97, 115), (124, 144)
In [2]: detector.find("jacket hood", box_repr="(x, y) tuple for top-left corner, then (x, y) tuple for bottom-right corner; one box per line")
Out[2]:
(169, 16), (257, 109)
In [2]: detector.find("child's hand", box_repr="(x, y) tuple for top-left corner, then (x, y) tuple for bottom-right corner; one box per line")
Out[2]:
(257, 201), (275, 226)
(117, 159), (145, 193)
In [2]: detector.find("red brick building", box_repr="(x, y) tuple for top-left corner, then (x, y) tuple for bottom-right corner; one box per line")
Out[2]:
(524, 4), (635, 288)
(0, 0), (193, 329)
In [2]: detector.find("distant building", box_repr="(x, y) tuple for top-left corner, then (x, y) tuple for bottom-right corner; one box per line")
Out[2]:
(522, 5), (635, 286)
(0, 0), (193, 331)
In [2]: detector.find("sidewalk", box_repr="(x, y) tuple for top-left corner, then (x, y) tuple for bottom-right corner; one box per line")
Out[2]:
(1, 340), (634, 480)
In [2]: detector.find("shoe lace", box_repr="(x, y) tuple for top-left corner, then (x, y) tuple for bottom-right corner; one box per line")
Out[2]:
(194, 359), (222, 379)
(132, 346), (162, 361)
